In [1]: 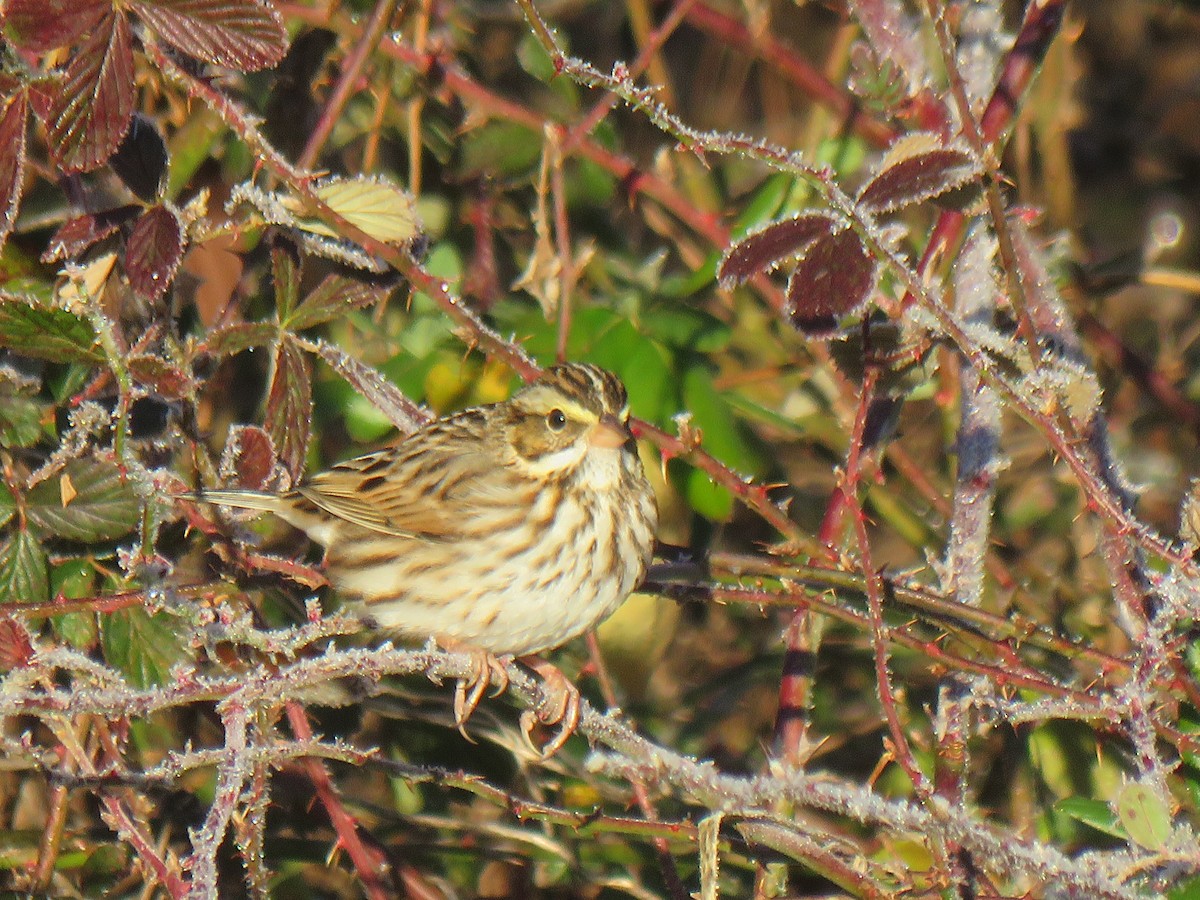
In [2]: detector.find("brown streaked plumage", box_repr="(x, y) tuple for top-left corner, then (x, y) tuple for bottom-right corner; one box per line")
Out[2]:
(190, 363), (658, 751)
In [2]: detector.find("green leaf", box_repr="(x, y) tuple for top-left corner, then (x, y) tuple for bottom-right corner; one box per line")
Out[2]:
(461, 121), (541, 179)
(199, 321), (279, 357)
(0, 389), (43, 448)
(0, 528), (49, 603)
(271, 240), (301, 321)
(587, 323), (673, 424)
(682, 364), (763, 474)
(0, 296), (102, 363)
(732, 172), (794, 235)
(685, 467), (733, 522)
(25, 458), (140, 542)
(641, 306), (731, 352)
(51, 558), (99, 650)
(102, 607), (186, 687)
(285, 274), (388, 331)
(1054, 797), (1125, 840)
(1115, 782), (1172, 851)
(0, 483), (15, 530)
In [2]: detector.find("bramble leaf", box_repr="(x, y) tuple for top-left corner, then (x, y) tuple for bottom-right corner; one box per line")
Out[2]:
(26, 458), (140, 542)
(0, 297), (102, 364)
(285, 274), (389, 331)
(0, 528), (49, 604)
(41, 12), (136, 173)
(0, 90), (28, 249)
(718, 214), (835, 287)
(4, 0), (108, 51)
(102, 607), (187, 688)
(127, 0), (288, 71)
(265, 337), (312, 479)
(126, 204), (184, 301)
(858, 134), (980, 214)
(786, 228), (878, 336)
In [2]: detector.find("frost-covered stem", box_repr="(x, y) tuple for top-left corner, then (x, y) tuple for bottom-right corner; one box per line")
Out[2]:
(932, 682), (972, 893)
(683, 2), (895, 148)
(83, 300), (134, 470)
(233, 750), (274, 899)
(652, 580), (1102, 699)
(946, 228), (1002, 607)
(945, 364), (999, 607)
(98, 795), (188, 898)
(587, 747), (1143, 897)
(585, 632), (689, 900)
(925, 0), (1043, 365)
(297, 0), (401, 171)
(187, 702), (251, 897)
(708, 552), (1123, 671)
(285, 702), (394, 900)
(844, 367), (928, 795)
(635, 419), (803, 541)
(563, 0), (697, 153)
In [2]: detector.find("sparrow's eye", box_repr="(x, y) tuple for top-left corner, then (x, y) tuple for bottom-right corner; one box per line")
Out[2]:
(546, 409), (567, 431)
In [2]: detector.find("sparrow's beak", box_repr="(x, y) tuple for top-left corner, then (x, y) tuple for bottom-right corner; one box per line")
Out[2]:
(589, 413), (631, 448)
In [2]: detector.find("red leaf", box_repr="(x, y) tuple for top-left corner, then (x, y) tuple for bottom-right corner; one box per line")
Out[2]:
(265, 337), (312, 479)
(128, 354), (195, 399)
(0, 617), (34, 671)
(858, 136), (980, 214)
(125, 204), (184, 301)
(128, 0), (288, 71)
(42, 12), (136, 173)
(786, 229), (879, 336)
(718, 214), (835, 287)
(5, 0), (108, 51)
(223, 425), (276, 490)
(0, 91), (28, 249)
(41, 211), (131, 264)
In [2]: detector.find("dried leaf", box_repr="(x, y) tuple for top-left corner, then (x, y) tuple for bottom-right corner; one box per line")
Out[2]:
(265, 337), (312, 479)
(26, 458), (140, 542)
(718, 214), (835, 287)
(42, 12), (136, 173)
(0, 296), (102, 364)
(786, 228), (879, 336)
(285, 274), (389, 331)
(0, 91), (28, 250)
(858, 135), (980, 214)
(125, 204), (184, 301)
(128, 0), (288, 71)
(0, 528), (49, 604)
